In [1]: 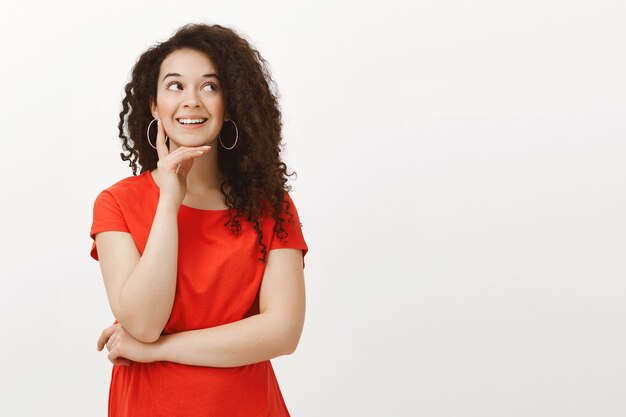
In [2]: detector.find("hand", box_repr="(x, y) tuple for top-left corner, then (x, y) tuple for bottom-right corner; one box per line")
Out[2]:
(155, 118), (211, 207)
(97, 322), (157, 366)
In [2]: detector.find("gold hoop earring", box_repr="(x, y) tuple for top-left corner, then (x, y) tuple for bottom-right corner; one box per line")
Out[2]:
(218, 119), (239, 150)
(147, 118), (169, 150)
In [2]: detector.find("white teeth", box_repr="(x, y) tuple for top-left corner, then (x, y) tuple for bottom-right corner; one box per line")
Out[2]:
(178, 118), (207, 124)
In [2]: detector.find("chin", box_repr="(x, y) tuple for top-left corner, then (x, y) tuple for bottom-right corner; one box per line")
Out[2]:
(175, 135), (216, 146)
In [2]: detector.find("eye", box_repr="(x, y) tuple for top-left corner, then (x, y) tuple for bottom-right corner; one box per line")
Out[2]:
(166, 81), (218, 92)
(166, 81), (182, 91)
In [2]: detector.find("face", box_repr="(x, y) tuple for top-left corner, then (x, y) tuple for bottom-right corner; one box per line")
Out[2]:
(150, 48), (226, 147)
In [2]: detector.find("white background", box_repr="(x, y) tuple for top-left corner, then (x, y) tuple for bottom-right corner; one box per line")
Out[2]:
(0, 1), (624, 416)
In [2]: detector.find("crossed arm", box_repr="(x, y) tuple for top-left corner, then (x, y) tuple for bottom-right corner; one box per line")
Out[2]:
(97, 247), (306, 368)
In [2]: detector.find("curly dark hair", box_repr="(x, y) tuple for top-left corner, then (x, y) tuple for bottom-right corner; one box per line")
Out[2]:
(117, 23), (299, 263)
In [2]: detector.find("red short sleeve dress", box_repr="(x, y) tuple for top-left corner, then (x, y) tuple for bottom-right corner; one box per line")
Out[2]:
(89, 170), (308, 417)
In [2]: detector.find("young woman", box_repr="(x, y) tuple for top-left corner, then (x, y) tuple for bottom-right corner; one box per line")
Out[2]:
(89, 23), (308, 416)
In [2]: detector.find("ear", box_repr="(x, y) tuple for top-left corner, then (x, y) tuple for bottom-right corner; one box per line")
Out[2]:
(149, 96), (158, 120)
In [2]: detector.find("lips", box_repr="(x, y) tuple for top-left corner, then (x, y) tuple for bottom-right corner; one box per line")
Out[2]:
(176, 117), (209, 123)
(176, 117), (208, 126)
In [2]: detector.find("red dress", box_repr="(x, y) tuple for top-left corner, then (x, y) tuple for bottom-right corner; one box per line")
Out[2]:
(89, 170), (308, 417)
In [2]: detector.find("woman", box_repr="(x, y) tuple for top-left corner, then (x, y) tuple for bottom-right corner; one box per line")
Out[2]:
(89, 23), (308, 416)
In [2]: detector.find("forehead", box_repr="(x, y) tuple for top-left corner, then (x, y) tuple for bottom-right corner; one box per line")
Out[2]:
(159, 49), (217, 77)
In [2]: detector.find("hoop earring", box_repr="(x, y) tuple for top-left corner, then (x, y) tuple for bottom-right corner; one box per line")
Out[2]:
(147, 118), (169, 150)
(219, 119), (239, 150)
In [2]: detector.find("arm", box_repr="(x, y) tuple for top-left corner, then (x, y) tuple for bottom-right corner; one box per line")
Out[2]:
(152, 248), (306, 367)
(95, 200), (179, 343)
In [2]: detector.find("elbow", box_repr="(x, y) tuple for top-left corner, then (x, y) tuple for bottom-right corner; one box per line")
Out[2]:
(114, 310), (163, 343)
(125, 325), (162, 344)
(137, 328), (162, 344)
(278, 315), (304, 355)
(143, 334), (162, 344)
(127, 320), (164, 343)
(117, 321), (161, 343)
(284, 341), (298, 355)
(284, 335), (301, 355)
(282, 328), (303, 355)
(264, 313), (303, 356)
(115, 301), (165, 343)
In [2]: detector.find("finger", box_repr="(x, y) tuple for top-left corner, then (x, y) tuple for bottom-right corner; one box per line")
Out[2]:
(106, 330), (119, 352)
(168, 145), (211, 159)
(106, 325), (122, 351)
(170, 147), (210, 167)
(107, 343), (124, 364)
(108, 349), (118, 364)
(114, 358), (131, 366)
(97, 325), (117, 351)
(155, 119), (169, 161)
(164, 147), (209, 175)
(175, 155), (196, 176)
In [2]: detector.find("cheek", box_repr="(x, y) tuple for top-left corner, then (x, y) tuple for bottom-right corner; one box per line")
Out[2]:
(161, 103), (178, 116)
(208, 95), (225, 111)
(156, 96), (176, 113)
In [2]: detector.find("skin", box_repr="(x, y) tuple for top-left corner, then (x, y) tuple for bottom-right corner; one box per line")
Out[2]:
(96, 48), (306, 368)
(96, 242), (307, 367)
(150, 47), (229, 208)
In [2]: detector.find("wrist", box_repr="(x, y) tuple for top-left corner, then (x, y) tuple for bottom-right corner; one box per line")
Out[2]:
(151, 333), (171, 362)
(157, 199), (180, 213)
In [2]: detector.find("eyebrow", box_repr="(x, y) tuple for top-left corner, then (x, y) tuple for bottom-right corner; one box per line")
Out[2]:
(162, 73), (220, 82)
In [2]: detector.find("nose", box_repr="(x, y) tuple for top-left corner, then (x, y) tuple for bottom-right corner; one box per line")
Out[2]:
(182, 89), (201, 107)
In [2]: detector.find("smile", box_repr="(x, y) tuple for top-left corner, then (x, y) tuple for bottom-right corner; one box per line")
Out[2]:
(177, 118), (208, 125)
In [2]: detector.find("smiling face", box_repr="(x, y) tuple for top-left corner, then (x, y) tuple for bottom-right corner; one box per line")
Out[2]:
(150, 48), (226, 147)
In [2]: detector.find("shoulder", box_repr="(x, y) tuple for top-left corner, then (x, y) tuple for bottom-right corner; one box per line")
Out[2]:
(95, 172), (150, 202)
(257, 190), (300, 218)
(278, 191), (301, 219)
(258, 190), (305, 232)
(102, 171), (148, 193)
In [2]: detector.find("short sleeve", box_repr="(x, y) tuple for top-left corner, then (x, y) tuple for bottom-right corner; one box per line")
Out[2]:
(269, 192), (309, 269)
(89, 190), (130, 261)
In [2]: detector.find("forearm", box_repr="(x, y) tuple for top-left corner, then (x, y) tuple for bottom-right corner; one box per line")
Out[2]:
(118, 200), (179, 342)
(153, 313), (295, 368)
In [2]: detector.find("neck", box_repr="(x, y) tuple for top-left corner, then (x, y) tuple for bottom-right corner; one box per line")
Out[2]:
(170, 142), (224, 194)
